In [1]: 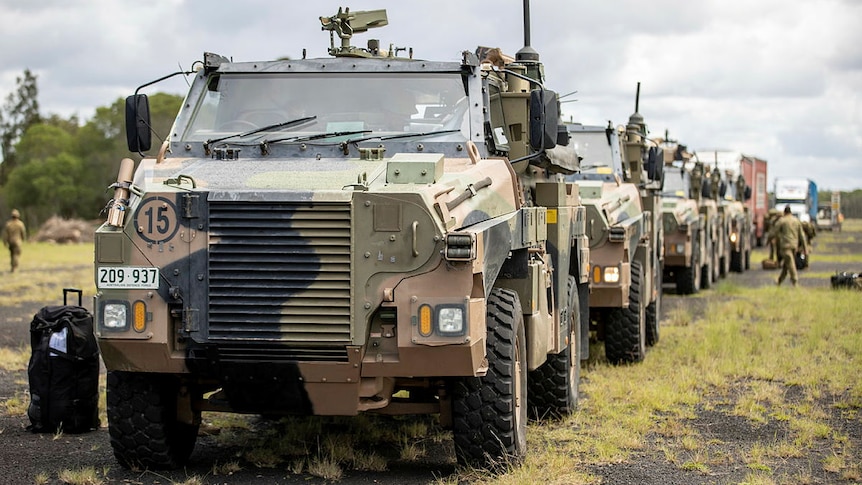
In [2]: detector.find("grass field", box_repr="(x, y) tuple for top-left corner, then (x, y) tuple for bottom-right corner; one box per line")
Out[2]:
(0, 222), (860, 484)
(0, 242), (94, 307)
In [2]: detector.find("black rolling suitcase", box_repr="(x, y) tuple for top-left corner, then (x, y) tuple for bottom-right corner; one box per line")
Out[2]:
(27, 288), (100, 433)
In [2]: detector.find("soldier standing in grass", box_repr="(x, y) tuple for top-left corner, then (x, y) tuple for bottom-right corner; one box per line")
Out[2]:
(771, 205), (808, 287)
(1, 209), (27, 273)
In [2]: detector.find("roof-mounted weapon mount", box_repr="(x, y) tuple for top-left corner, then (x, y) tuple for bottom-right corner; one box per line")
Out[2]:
(320, 7), (411, 59)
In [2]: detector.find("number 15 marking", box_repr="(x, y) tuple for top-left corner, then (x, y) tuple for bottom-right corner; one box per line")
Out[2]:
(135, 197), (180, 244)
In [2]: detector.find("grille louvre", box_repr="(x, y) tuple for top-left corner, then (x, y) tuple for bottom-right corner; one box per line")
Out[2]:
(208, 202), (352, 349)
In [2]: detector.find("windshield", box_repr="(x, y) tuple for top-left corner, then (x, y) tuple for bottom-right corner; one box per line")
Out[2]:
(570, 132), (613, 170)
(183, 72), (469, 143)
(662, 169), (690, 197)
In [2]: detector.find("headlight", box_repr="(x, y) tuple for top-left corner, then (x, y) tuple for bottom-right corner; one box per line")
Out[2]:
(676, 243), (686, 254)
(604, 266), (620, 283)
(437, 305), (465, 335)
(729, 232), (738, 243)
(102, 302), (129, 330)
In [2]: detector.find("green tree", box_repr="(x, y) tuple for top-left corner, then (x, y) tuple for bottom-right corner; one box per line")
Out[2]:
(145, 92), (186, 150)
(74, 92), (183, 218)
(1, 90), (183, 224)
(0, 69), (41, 184)
(5, 153), (86, 222)
(3, 122), (80, 225)
(14, 123), (75, 164)
(842, 190), (862, 219)
(43, 113), (81, 135)
(75, 99), (130, 218)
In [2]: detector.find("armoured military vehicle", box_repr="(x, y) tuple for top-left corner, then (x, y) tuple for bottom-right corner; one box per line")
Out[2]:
(565, 119), (663, 364)
(621, 98), (665, 348)
(94, 7), (589, 469)
(661, 136), (726, 292)
(659, 138), (727, 289)
(691, 161), (725, 287)
(723, 172), (752, 272)
(703, 163), (732, 278)
(660, 160), (704, 294)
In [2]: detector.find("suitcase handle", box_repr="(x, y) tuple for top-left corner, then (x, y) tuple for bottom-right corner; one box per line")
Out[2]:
(63, 288), (82, 306)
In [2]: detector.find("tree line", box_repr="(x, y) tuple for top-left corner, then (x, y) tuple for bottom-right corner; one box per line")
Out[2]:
(0, 69), (182, 229)
(819, 190), (862, 220)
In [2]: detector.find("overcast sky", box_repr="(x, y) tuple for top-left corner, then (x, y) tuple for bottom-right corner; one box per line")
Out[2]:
(1, 0), (860, 190)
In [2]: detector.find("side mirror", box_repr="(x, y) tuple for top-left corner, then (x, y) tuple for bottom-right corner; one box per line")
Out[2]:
(125, 94), (152, 153)
(646, 146), (663, 183)
(529, 89), (559, 150)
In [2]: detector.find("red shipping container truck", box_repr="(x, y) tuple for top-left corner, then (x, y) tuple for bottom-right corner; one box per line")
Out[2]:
(740, 156), (768, 246)
(702, 151), (769, 247)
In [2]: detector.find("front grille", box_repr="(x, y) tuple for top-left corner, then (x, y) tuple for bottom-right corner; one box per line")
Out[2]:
(215, 344), (350, 363)
(208, 202), (352, 348)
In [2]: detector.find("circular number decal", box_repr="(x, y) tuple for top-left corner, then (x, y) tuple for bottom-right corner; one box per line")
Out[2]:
(134, 196), (180, 244)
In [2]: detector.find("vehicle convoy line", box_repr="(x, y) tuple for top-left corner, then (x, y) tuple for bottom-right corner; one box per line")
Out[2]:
(88, 3), (765, 472)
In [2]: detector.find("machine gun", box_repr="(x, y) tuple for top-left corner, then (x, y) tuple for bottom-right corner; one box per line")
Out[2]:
(320, 7), (410, 58)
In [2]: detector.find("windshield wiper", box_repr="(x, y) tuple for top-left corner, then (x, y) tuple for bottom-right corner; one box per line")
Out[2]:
(341, 129), (462, 146)
(205, 116), (317, 149)
(265, 129), (372, 145)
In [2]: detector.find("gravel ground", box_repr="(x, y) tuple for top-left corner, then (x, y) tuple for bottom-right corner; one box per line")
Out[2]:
(1, 232), (859, 484)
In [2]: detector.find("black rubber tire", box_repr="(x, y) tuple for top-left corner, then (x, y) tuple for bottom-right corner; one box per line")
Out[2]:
(712, 246), (721, 283)
(700, 257), (712, 290)
(709, 230), (721, 283)
(701, 234), (712, 290)
(744, 248), (751, 270)
(107, 371), (200, 470)
(646, 260), (662, 347)
(730, 250), (743, 273)
(452, 288), (527, 468)
(528, 276), (580, 420)
(605, 261), (646, 364)
(719, 235), (731, 277)
(701, 260), (712, 289)
(676, 237), (701, 295)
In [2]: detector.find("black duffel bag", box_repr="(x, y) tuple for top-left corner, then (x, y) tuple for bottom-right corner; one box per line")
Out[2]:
(27, 289), (100, 433)
(831, 271), (862, 291)
(794, 251), (809, 270)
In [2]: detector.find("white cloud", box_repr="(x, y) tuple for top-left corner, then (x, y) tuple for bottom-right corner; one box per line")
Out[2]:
(0, 0), (859, 189)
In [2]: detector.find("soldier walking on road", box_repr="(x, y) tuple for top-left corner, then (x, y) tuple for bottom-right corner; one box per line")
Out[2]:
(1, 209), (27, 273)
(771, 205), (808, 287)
(764, 208), (781, 261)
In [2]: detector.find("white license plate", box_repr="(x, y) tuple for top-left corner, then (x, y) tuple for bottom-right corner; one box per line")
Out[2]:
(97, 267), (160, 289)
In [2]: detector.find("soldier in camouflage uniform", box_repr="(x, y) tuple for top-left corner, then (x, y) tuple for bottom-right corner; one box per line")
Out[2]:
(771, 205), (808, 286)
(764, 208), (781, 261)
(801, 219), (816, 246)
(1, 209), (27, 273)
